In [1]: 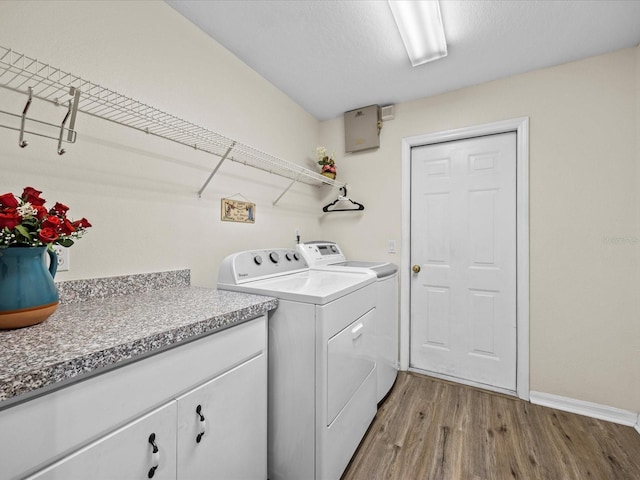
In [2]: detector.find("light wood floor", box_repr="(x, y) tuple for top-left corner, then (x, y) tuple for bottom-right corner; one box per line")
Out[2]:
(342, 372), (640, 480)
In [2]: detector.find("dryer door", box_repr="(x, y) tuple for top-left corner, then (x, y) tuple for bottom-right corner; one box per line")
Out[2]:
(326, 308), (375, 425)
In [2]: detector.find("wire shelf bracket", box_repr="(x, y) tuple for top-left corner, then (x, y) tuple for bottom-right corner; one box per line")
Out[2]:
(0, 45), (345, 203)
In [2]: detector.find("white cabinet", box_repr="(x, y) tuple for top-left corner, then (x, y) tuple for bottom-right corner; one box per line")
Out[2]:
(1, 315), (267, 480)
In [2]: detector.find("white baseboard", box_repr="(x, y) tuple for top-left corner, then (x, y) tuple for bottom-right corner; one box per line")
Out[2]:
(530, 391), (638, 428)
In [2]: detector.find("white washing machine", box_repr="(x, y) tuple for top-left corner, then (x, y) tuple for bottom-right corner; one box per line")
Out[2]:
(296, 241), (399, 402)
(217, 248), (377, 480)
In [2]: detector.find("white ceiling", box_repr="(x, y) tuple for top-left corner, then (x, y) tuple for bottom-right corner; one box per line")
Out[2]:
(166, 0), (640, 121)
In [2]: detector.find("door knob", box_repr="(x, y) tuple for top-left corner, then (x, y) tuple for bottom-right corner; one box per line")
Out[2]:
(412, 264), (421, 273)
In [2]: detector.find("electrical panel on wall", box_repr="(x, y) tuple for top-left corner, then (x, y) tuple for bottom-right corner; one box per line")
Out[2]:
(344, 105), (381, 153)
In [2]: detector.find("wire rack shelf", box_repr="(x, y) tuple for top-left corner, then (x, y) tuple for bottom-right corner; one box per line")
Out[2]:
(0, 45), (344, 203)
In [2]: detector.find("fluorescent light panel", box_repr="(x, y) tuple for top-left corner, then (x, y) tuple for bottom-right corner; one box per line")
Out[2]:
(388, 0), (447, 66)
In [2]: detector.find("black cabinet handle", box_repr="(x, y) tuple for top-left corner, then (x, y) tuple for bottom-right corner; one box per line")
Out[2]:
(196, 405), (207, 443)
(148, 433), (160, 478)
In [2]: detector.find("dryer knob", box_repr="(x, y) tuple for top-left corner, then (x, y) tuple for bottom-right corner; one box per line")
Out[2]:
(253, 255), (263, 265)
(285, 252), (293, 261)
(330, 245), (338, 253)
(293, 253), (300, 261)
(269, 252), (280, 263)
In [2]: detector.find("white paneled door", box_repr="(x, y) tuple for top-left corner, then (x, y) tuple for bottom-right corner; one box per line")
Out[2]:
(410, 132), (517, 391)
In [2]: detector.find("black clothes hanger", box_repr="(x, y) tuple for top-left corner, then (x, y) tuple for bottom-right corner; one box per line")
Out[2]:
(322, 186), (365, 212)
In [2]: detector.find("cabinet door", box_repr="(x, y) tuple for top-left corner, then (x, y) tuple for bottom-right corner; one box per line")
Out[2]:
(176, 354), (267, 480)
(26, 402), (177, 480)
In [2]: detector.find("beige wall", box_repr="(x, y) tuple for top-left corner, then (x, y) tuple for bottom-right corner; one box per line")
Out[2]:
(319, 48), (640, 412)
(0, 1), (329, 287)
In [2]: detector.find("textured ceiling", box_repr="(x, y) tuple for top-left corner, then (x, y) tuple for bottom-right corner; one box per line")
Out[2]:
(166, 0), (640, 121)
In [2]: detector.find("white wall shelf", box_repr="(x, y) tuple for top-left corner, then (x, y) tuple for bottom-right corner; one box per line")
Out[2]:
(0, 45), (344, 204)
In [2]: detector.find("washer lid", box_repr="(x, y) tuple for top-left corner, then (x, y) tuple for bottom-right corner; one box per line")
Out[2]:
(218, 269), (375, 305)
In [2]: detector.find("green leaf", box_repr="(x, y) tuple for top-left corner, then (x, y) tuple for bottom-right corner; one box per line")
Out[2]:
(14, 224), (32, 240)
(58, 238), (74, 247)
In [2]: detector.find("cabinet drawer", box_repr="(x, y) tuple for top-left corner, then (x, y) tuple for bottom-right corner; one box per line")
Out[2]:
(326, 308), (376, 425)
(26, 401), (177, 480)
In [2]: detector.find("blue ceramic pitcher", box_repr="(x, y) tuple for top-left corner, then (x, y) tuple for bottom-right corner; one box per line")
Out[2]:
(0, 246), (59, 329)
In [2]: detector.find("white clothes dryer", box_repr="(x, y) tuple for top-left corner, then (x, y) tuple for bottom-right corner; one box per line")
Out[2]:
(217, 248), (377, 480)
(296, 241), (399, 402)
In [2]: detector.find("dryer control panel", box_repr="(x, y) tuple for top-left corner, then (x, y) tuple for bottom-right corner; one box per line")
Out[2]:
(296, 241), (346, 266)
(218, 248), (308, 284)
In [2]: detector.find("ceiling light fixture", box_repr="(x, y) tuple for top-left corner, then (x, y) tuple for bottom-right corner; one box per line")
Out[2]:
(388, 0), (447, 67)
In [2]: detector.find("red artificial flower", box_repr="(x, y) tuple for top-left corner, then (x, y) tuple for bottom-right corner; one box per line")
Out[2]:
(73, 217), (92, 229)
(34, 205), (48, 220)
(0, 211), (21, 229)
(60, 219), (76, 236)
(37, 227), (59, 244)
(42, 216), (62, 231)
(0, 192), (19, 209)
(22, 186), (46, 206)
(52, 202), (69, 215)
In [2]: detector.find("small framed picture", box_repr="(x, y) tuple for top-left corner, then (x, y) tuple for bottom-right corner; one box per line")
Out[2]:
(221, 198), (255, 223)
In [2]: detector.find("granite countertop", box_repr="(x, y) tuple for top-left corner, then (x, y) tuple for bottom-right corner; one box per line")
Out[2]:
(0, 270), (277, 406)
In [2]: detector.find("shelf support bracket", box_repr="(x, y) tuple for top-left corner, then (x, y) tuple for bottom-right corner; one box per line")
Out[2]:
(272, 172), (302, 206)
(198, 142), (236, 198)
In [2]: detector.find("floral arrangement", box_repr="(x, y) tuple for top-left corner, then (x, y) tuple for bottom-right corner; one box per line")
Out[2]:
(316, 146), (336, 176)
(0, 186), (91, 250)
